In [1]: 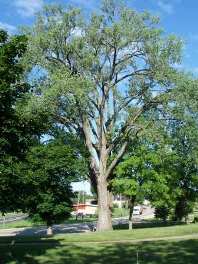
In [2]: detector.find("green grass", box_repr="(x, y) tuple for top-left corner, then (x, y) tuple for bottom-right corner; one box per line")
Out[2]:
(0, 224), (198, 263)
(0, 239), (197, 264)
(0, 216), (97, 229)
(112, 207), (129, 218)
(0, 207), (128, 230)
(0, 223), (196, 245)
(0, 219), (40, 229)
(53, 223), (198, 243)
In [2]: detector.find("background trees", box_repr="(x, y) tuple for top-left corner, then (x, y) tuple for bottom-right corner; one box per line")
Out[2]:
(23, 0), (184, 231)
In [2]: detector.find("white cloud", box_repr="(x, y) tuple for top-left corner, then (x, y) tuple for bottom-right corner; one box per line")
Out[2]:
(157, 1), (174, 14)
(14, 0), (43, 17)
(0, 22), (16, 34)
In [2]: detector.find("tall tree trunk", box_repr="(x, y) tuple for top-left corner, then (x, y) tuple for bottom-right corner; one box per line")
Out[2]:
(128, 195), (136, 230)
(82, 116), (127, 231)
(97, 177), (112, 231)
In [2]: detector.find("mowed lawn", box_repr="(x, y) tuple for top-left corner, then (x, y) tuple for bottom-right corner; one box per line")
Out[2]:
(0, 224), (198, 264)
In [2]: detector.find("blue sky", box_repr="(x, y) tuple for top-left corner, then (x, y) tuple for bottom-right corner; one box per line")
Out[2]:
(0, 0), (198, 74)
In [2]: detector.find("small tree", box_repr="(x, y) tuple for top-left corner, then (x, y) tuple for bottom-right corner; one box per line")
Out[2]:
(167, 122), (198, 222)
(112, 137), (169, 229)
(111, 177), (139, 229)
(154, 204), (170, 222)
(21, 138), (86, 235)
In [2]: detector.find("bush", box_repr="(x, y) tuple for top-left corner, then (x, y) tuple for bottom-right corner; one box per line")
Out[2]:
(155, 205), (170, 222)
(193, 216), (198, 223)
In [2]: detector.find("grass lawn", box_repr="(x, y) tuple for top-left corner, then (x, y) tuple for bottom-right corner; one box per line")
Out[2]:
(0, 216), (97, 229)
(0, 239), (197, 264)
(0, 207), (127, 229)
(0, 219), (38, 229)
(0, 224), (198, 263)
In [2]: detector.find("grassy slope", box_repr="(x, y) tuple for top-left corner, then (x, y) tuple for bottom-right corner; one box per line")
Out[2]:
(0, 224), (198, 263)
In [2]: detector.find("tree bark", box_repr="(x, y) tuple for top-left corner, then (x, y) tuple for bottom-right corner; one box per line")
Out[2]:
(128, 196), (136, 230)
(47, 225), (53, 236)
(97, 178), (112, 231)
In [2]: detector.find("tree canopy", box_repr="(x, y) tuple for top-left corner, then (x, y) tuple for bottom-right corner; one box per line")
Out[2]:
(19, 137), (87, 235)
(0, 29), (35, 214)
(21, 0), (190, 231)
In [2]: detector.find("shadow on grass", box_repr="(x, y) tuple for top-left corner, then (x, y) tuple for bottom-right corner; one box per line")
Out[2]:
(114, 220), (185, 230)
(0, 238), (197, 264)
(0, 236), (61, 264)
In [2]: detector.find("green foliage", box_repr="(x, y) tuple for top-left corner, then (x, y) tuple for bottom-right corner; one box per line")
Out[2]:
(111, 178), (138, 197)
(0, 29), (28, 159)
(22, 1), (183, 176)
(112, 137), (169, 201)
(20, 138), (86, 226)
(0, 30), (38, 214)
(155, 205), (170, 222)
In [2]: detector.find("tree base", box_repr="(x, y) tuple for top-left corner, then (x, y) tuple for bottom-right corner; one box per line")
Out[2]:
(47, 226), (53, 236)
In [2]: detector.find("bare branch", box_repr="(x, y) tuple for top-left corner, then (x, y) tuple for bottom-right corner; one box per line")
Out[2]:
(82, 115), (99, 167)
(113, 68), (149, 85)
(106, 141), (128, 179)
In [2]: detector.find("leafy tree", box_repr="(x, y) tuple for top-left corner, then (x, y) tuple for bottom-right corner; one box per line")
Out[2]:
(154, 205), (170, 222)
(167, 122), (198, 221)
(113, 73), (198, 224)
(0, 30), (27, 158)
(20, 137), (87, 235)
(0, 29), (38, 214)
(112, 136), (170, 229)
(151, 125), (198, 222)
(23, 1), (184, 230)
(149, 120), (198, 222)
(160, 75), (198, 222)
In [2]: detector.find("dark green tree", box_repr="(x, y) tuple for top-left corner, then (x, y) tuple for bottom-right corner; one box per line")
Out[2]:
(112, 135), (170, 229)
(0, 29), (51, 215)
(168, 122), (198, 221)
(0, 30), (32, 214)
(163, 75), (198, 222)
(20, 137), (87, 235)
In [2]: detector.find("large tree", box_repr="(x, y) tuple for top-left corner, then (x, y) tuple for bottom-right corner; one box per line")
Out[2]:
(23, 1), (184, 230)
(0, 30), (28, 159)
(0, 29), (52, 214)
(0, 29), (37, 213)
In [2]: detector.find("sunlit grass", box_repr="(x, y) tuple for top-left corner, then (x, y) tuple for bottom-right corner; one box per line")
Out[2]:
(0, 224), (198, 263)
